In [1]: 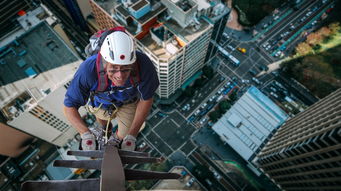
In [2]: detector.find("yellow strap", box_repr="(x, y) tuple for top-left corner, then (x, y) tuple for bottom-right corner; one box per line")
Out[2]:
(104, 104), (118, 143)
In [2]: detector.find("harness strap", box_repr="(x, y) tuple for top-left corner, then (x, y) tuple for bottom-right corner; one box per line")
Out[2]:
(96, 54), (108, 92)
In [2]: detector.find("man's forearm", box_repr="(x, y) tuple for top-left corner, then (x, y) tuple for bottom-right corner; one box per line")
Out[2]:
(63, 106), (89, 135)
(128, 98), (153, 137)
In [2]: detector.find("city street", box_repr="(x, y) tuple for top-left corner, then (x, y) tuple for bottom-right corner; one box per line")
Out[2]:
(136, 0), (329, 190)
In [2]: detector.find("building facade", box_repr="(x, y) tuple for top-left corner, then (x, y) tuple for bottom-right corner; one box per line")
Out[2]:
(255, 89), (341, 190)
(212, 86), (288, 174)
(0, 7), (84, 147)
(89, 0), (229, 99)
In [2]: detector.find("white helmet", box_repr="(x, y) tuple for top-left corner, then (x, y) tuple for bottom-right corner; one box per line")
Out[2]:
(100, 31), (136, 65)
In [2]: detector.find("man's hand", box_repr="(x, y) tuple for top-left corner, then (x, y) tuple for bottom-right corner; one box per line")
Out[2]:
(121, 135), (136, 151)
(80, 131), (96, 151)
(107, 133), (121, 146)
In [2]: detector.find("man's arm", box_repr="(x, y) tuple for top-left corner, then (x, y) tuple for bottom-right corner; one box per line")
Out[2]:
(127, 98), (153, 137)
(63, 106), (90, 135)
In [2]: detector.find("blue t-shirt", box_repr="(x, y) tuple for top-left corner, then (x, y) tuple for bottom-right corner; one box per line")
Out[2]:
(64, 51), (159, 109)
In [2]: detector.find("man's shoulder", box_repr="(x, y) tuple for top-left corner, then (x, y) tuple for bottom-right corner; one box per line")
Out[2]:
(78, 54), (97, 73)
(136, 51), (150, 62)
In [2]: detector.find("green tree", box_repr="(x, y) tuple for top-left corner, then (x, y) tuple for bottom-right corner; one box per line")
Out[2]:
(194, 77), (205, 88)
(218, 100), (231, 114)
(323, 35), (333, 44)
(192, 165), (214, 186)
(229, 92), (238, 102)
(184, 86), (195, 97)
(313, 44), (321, 51)
(202, 65), (214, 79)
(208, 110), (221, 122)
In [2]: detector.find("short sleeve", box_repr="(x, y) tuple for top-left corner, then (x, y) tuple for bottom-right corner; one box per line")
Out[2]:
(64, 55), (97, 108)
(136, 52), (159, 100)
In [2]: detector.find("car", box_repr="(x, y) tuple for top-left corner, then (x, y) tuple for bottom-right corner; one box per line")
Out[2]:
(224, 81), (231, 88)
(258, 65), (269, 71)
(201, 103), (207, 109)
(208, 96), (215, 102)
(273, 15), (280, 21)
(218, 87), (224, 94)
(157, 112), (167, 117)
(222, 32), (229, 38)
(289, 24), (295, 30)
(249, 69), (257, 76)
(312, 6), (318, 12)
(186, 177), (196, 187)
(188, 115), (195, 122)
(270, 87), (277, 92)
(194, 110), (201, 116)
(311, 20), (317, 26)
(216, 95), (224, 102)
(182, 103), (190, 111)
(226, 45), (235, 51)
(213, 171), (222, 180)
(279, 45), (286, 51)
(270, 92), (279, 98)
(262, 23), (268, 29)
(241, 79), (250, 84)
(265, 44), (271, 51)
(138, 141), (147, 149)
(262, 43), (268, 48)
(199, 118), (208, 125)
(252, 77), (262, 85)
(274, 51), (282, 57)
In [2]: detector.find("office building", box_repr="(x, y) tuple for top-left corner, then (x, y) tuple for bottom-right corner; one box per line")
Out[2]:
(89, 0), (229, 100)
(0, 0), (35, 38)
(256, 89), (341, 190)
(0, 6), (83, 147)
(212, 86), (288, 173)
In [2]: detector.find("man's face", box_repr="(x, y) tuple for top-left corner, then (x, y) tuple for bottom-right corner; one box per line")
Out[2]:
(106, 62), (132, 86)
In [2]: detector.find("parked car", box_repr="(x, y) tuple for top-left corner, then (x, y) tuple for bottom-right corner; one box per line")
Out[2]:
(249, 69), (257, 76)
(199, 118), (208, 125)
(252, 77), (262, 85)
(186, 177), (196, 187)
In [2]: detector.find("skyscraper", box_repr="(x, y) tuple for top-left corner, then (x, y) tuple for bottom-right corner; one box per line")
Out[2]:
(0, 6), (83, 147)
(89, 0), (229, 100)
(0, 0), (34, 38)
(255, 88), (341, 190)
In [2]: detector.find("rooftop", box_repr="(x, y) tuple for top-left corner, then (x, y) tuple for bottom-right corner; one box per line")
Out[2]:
(0, 21), (81, 120)
(94, 0), (214, 61)
(212, 86), (288, 161)
(0, 21), (78, 86)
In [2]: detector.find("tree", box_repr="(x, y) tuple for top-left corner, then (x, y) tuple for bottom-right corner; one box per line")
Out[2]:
(295, 42), (312, 55)
(323, 35), (333, 44)
(184, 86), (195, 97)
(192, 165), (214, 188)
(313, 44), (321, 51)
(229, 91), (238, 102)
(208, 110), (221, 122)
(318, 26), (331, 37)
(194, 77), (205, 88)
(218, 100), (231, 114)
(328, 22), (340, 34)
(202, 65), (214, 79)
(306, 32), (322, 45)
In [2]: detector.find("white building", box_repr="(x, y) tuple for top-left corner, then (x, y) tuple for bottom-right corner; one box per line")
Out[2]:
(0, 7), (84, 147)
(212, 86), (288, 173)
(90, 0), (229, 101)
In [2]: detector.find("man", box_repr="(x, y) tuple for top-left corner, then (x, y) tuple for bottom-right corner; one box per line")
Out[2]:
(63, 30), (159, 151)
